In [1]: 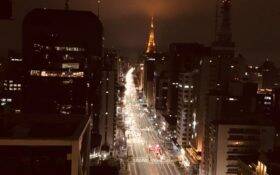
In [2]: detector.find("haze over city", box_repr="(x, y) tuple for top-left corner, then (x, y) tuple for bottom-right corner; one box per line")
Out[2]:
(0, 0), (280, 175)
(0, 0), (279, 63)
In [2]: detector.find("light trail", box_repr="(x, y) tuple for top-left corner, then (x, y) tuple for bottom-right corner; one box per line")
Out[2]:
(123, 67), (182, 175)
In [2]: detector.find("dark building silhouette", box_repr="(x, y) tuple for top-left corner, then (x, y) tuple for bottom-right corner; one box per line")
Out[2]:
(167, 43), (210, 120)
(98, 49), (118, 153)
(260, 59), (278, 89)
(0, 50), (24, 114)
(166, 43), (211, 168)
(22, 9), (103, 116)
(0, 0), (12, 19)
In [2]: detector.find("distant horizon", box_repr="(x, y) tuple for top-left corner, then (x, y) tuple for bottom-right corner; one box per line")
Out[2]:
(0, 0), (279, 65)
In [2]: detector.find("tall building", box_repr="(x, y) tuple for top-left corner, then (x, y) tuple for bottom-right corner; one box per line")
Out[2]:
(213, 0), (234, 48)
(207, 120), (274, 175)
(176, 72), (196, 148)
(200, 1), (238, 173)
(0, 114), (91, 175)
(99, 49), (117, 154)
(260, 59), (278, 89)
(143, 16), (158, 108)
(0, 50), (24, 114)
(155, 71), (168, 112)
(244, 65), (263, 89)
(168, 43), (210, 118)
(201, 81), (277, 175)
(256, 89), (274, 117)
(22, 9), (103, 116)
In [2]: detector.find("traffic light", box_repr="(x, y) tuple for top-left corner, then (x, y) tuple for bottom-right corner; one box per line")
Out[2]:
(0, 0), (12, 19)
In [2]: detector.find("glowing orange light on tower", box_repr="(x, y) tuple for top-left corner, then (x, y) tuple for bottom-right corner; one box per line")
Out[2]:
(146, 16), (156, 54)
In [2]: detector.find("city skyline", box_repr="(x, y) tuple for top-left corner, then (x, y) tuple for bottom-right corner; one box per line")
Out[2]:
(1, 1), (280, 175)
(0, 0), (279, 64)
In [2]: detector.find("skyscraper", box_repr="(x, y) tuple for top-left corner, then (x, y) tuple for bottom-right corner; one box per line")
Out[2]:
(22, 9), (103, 116)
(99, 49), (118, 154)
(200, 0), (237, 173)
(213, 0), (234, 48)
(0, 50), (23, 114)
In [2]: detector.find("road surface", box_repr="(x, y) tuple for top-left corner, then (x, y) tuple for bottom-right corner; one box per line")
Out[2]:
(123, 68), (181, 175)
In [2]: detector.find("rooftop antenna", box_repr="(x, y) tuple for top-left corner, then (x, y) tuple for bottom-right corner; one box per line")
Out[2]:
(97, 0), (101, 18)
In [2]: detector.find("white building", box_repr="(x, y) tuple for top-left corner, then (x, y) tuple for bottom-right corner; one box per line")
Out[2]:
(206, 122), (274, 175)
(177, 72), (197, 148)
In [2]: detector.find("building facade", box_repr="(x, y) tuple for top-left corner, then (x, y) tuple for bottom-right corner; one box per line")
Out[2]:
(207, 123), (274, 175)
(99, 50), (117, 153)
(176, 72), (196, 148)
(22, 9), (103, 116)
(0, 50), (24, 114)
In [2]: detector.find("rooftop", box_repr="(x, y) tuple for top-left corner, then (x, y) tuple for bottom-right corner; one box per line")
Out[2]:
(0, 113), (89, 140)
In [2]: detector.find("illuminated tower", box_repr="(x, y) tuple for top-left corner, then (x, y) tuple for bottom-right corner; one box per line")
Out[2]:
(214, 0), (234, 47)
(146, 16), (156, 54)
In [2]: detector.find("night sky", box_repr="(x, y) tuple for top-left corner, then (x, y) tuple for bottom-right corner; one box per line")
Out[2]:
(0, 0), (279, 64)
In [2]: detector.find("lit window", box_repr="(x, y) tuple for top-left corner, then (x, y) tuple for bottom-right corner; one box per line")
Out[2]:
(30, 70), (84, 78)
(229, 98), (237, 101)
(55, 46), (85, 52)
(264, 96), (271, 100)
